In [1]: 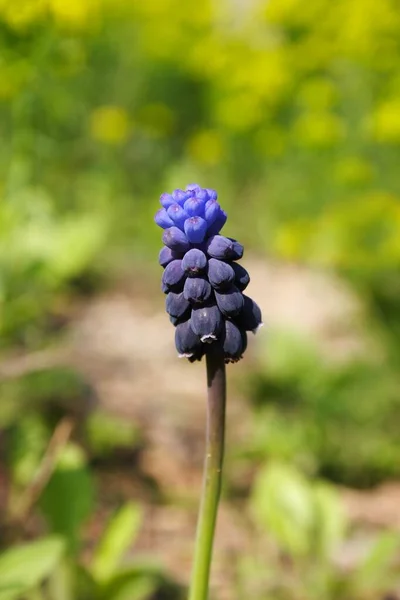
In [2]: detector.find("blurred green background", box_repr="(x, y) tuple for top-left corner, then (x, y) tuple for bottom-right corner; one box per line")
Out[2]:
(2, 0), (400, 598)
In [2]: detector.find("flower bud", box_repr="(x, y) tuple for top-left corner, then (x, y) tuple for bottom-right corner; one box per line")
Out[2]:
(190, 303), (223, 342)
(184, 197), (206, 217)
(184, 276), (212, 304)
(158, 246), (183, 268)
(204, 200), (220, 225)
(172, 189), (190, 205)
(186, 183), (201, 192)
(214, 285), (244, 316)
(175, 320), (202, 358)
(154, 208), (175, 229)
(222, 320), (246, 363)
(207, 208), (227, 236)
(184, 216), (208, 244)
(231, 263), (250, 291)
(195, 189), (209, 201)
(206, 235), (244, 261)
(236, 295), (263, 333)
(160, 192), (175, 208)
(162, 259), (186, 292)
(206, 188), (218, 200)
(182, 248), (207, 276)
(162, 227), (190, 252)
(167, 203), (189, 230)
(207, 258), (235, 290)
(166, 291), (191, 319)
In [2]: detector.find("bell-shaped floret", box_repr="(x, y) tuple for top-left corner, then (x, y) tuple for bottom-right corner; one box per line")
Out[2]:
(236, 295), (263, 333)
(184, 276), (212, 304)
(190, 303), (223, 342)
(206, 235), (243, 261)
(214, 285), (244, 316)
(207, 258), (235, 290)
(175, 320), (202, 358)
(182, 248), (207, 276)
(162, 227), (190, 253)
(222, 320), (246, 363)
(184, 216), (208, 244)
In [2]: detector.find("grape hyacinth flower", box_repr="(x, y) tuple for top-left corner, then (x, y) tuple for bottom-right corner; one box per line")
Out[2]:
(155, 184), (262, 363)
(154, 184), (262, 600)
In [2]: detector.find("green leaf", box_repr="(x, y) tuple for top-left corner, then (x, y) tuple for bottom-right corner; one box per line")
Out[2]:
(99, 567), (160, 600)
(354, 531), (400, 593)
(251, 461), (314, 556)
(39, 443), (95, 551)
(0, 537), (65, 599)
(86, 412), (141, 457)
(47, 215), (107, 279)
(8, 414), (49, 488)
(92, 503), (143, 582)
(312, 483), (346, 559)
(102, 575), (156, 600)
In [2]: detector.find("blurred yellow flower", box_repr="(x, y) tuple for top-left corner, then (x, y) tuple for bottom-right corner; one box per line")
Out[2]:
(0, 0), (46, 29)
(276, 192), (400, 269)
(48, 0), (99, 28)
(293, 111), (346, 148)
(274, 220), (314, 261)
(89, 106), (130, 145)
(297, 79), (337, 111)
(215, 93), (263, 132)
(371, 100), (400, 144)
(187, 130), (225, 166)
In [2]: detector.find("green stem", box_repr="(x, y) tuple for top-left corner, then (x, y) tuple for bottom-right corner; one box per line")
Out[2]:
(189, 345), (227, 600)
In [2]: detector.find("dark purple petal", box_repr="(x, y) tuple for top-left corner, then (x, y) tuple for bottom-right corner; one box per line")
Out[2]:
(160, 193), (175, 208)
(231, 263), (250, 291)
(162, 259), (186, 292)
(166, 291), (191, 318)
(190, 303), (223, 342)
(206, 235), (244, 261)
(207, 209), (227, 236)
(167, 203), (189, 230)
(175, 320), (202, 358)
(207, 258), (235, 290)
(162, 227), (190, 252)
(222, 320), (246, 363)
(182, 248), (207, 276)
(204, 200), (220, 225)
(184, 216), (208, 244)
(184, 197), (206, 218)
(236, 295), (263, 333)
(184, 276), (212, 304)
(206, 188), (218, 200)
(154, 208), (175, 229)
(172, 189), (190, 205)
(158, 246), (183, 268)
(214, 285), (244, 316)
(186, 183), (201, 192)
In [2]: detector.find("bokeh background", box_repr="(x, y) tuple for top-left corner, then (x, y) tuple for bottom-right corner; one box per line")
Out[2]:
(2, 0), (400, 598)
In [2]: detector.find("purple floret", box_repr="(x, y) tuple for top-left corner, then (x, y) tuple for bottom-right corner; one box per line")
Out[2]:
(184, 216), (208, 244)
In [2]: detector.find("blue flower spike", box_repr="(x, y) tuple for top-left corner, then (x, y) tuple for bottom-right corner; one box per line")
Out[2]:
(155, 184), (262, 362)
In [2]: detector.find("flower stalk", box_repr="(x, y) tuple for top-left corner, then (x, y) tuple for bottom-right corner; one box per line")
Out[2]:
(154, 183), (263, 600)
(189, 344), (226, 600)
